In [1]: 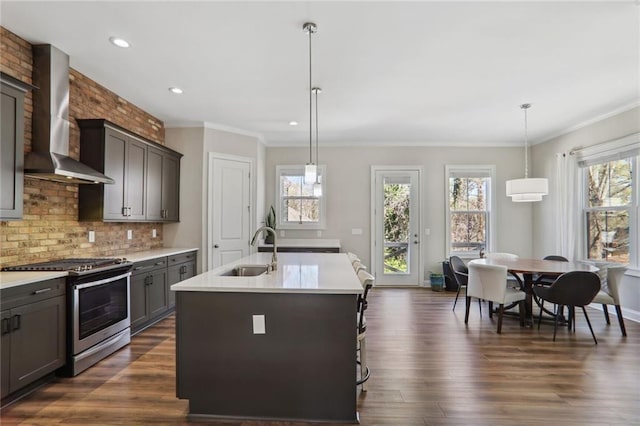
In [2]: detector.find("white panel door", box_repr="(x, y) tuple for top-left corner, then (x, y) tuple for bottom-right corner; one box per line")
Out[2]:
(372, 168), (421, 286)
(210, 157), (251, 268)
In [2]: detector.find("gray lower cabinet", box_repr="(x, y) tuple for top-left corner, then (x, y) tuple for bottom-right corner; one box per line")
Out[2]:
(130, 257), (169, 334)
(1, 73), (32, 220)
(1, 278), (66, 400)
(167, 251), (197, 309)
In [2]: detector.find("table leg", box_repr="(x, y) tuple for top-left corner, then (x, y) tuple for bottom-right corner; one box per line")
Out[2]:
(524, 273), (534, 325)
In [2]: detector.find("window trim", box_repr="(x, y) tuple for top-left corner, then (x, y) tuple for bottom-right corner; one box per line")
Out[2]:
(275, 164), (327, 230)
(445, 165), (496, 259)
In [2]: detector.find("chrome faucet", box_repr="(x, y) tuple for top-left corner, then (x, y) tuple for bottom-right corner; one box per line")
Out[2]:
(251, 226), (277, 272)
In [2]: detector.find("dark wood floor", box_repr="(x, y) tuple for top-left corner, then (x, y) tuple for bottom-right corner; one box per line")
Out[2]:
(1, 288), (639, 425)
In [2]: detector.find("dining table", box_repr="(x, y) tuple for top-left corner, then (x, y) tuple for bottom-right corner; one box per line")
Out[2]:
(472, 257), (599, 323)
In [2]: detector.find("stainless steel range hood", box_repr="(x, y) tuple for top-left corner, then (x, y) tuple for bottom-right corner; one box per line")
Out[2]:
(24, 45), (114, 184)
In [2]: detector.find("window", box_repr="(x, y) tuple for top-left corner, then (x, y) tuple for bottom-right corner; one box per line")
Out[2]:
(445, 165), (495, 257)
(577, 132), (639, 268)
(276, 165), (326, 229)
(584, 158), (635, 264)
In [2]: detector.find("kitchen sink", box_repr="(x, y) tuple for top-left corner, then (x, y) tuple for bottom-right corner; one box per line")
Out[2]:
(220, 264), (270, 277)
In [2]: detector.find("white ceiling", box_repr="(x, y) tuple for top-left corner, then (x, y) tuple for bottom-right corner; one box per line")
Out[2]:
(1, 1), (638, 147)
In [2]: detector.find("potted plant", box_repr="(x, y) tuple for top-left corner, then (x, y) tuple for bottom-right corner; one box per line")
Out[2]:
(264, 205), (276, 244)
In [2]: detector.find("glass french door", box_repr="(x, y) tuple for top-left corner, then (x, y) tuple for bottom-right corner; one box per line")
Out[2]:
(373, 168), (421, 286)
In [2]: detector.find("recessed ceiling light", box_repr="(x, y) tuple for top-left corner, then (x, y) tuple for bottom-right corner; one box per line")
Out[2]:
(168, 87), (183, 94)
(109, 37), (130, 48)
(289, 121), (298, 126)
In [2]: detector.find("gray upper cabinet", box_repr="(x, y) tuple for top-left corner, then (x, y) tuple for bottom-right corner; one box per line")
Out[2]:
(1, 73), (32, 220)
(146, 147), (180, 222)
(77, 119), (182, 222)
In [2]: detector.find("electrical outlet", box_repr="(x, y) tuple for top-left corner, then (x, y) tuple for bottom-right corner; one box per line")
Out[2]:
(425, 228), (431, 236)
(88, 230), (95, 243)
(280, 230), (285, 237)
(316, 230), (322, 237)
(352, 228), (363, 235)
(127, 229), (133, 240)
(252, 315), (266, 334)
(152, 229), (157, 238)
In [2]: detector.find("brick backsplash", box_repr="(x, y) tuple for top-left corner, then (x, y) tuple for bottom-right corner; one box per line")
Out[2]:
(1, 27), (166, 268)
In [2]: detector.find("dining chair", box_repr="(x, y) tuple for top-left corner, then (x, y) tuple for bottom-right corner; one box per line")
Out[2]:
(465, 261), (526, 333)
(533, 271), (601, 344)
(352, 259), (367, 274)
(356, 269), (374, 391)
(346, 252), (360, 265)
(449, 255), (468, 311)
(591, 264), (627, 336)
(484, 252), (523, 288)
(534, 255), (568, 286)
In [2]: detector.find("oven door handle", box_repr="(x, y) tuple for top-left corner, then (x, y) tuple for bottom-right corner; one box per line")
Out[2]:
(74, 271), (132, 290)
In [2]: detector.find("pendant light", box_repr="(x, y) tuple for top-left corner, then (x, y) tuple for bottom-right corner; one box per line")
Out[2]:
(506, 103), (549, 202)
(303, 22), (317, 185)
(312, 87), (323, 197)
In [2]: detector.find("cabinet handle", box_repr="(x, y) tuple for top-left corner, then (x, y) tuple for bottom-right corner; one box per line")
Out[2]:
(12, 314), (21, 331)
(33, 287), (52, 295)
(1, 318), (10, 335)
(122, 207), (128, 217)
(154, 261), (165, 266)
(128, 207), (132, 216)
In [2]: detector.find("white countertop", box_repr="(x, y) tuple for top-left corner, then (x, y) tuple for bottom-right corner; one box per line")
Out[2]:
(0, 247), (198, 289)
(125, 247), (198, 263)
(258, 238), (341, 248)
(171, 252), (362, 295)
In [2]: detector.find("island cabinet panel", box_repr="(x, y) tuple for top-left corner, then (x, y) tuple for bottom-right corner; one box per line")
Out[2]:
(176, 291), (358, 423)
(77, 119), (182, 222)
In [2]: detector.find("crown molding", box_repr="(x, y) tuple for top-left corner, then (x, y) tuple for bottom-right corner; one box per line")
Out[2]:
(264, 139), (521, 148)
(165, 120), (265, 143)
(534, 100), (640, 145)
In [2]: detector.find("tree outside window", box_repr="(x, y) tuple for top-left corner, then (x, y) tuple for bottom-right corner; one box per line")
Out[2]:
(585, 159), (632, 263)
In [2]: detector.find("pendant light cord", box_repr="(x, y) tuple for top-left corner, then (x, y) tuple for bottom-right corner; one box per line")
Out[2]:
(315, 88), (319, 177)
(521, 103), (531, 179)
(308, 25), (313, 165)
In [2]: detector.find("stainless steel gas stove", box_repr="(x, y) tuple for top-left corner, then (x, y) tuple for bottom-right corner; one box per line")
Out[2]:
(3, 257), (133, 376)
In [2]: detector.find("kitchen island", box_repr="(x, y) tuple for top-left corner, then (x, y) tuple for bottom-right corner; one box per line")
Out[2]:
(171, 252), (363, 423)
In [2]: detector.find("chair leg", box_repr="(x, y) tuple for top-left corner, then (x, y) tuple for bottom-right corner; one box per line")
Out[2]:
(519, 300), (525, 327)
(552, 305), (562, 342)
(488, 301), (493, 318)
(537, 299), (544, 330)
(452, 284), (462, 311)
(582, 306), (597, 345)
(497, 304), (504, 334)
(464, 296), (471, 324)
(359, 337), (368, 391)
(602, 304), (610, 324)
(614, 305), (627, 337)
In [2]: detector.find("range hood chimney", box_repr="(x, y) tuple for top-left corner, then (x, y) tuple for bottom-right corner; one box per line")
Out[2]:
(24, 44), (114, 184)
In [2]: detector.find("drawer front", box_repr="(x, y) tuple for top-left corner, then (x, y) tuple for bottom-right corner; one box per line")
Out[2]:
(1, 278), (66, 310)
(132, 257), (168, 275)
(169, 251), (196, 265)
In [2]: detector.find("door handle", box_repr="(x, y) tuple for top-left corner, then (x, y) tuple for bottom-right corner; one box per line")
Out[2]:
(414, 240), (419, 244)
(1, 318), (10, 335)
(214, 244), (219, 248)
(12, 314), (21, 331)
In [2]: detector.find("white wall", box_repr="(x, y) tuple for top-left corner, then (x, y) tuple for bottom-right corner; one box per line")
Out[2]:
(531, 106), (640, 318)
(266, 145), (529, 276)
(164, 125), (265, 273)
